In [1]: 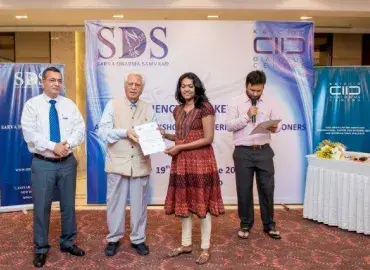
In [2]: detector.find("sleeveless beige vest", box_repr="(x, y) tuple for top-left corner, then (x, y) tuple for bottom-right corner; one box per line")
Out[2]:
(105, 97), (152, 177)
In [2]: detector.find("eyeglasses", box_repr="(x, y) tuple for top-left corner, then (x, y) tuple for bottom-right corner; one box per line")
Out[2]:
(46, 78), (63, 84)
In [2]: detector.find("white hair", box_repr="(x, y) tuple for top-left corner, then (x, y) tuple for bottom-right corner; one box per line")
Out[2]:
(124, 71), (146, 87)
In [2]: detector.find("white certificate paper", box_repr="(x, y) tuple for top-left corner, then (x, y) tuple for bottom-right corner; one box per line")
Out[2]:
(250, 119), (282, 135)
(134, 122), (166, 156)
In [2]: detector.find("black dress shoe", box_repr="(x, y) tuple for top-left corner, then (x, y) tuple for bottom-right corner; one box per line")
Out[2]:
(105, 241), (120, 256)
(131, 242), (149, 256)
(60, 244), (86, 256)
(33, 253), (46, 268)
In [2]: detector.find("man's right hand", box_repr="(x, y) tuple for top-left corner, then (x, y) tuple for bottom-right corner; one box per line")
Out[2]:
(247, 106), (258, 119)
(127, 129), (139, 143)
(53, 141), (69, 157)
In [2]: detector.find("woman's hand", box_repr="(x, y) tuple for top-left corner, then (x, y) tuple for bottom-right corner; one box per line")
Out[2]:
(165, 145), (182, 157)
(158, 127), (166, 138)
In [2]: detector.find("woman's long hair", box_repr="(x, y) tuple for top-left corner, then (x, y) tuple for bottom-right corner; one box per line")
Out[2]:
(175, 72), (209, 108)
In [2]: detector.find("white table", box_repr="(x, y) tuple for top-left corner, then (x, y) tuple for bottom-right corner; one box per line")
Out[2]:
(303, 154), (370, 235)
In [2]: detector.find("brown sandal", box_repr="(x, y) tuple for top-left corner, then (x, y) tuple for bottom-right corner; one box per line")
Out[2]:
(167, 246), (192, 257)
(195, 249), (210, 264)
(263, 228), (282, 239)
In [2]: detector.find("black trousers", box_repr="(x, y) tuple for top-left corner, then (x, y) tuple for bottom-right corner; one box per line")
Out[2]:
(31, 154), (78, 254)
(233, 145), (276, 230)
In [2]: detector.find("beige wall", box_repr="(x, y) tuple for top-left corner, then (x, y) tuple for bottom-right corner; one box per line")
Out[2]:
(51, 32), (76, 102)
(0, 34), (15, 62)
(332, 34), (363, 66)
(15, 32), (50, 63)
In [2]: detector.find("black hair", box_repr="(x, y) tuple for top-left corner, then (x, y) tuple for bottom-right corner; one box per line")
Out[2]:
(175, 72), (209, 108)
(42, 67), (62, 79)
(246, 70), (266, 86)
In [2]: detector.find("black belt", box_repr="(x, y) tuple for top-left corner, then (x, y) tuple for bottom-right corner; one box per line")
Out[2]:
(236, 144), (270, 150)
(34, 153), (73, 163)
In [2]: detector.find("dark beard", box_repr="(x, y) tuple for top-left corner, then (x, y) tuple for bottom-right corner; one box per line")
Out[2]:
(247, 93), (260, 101)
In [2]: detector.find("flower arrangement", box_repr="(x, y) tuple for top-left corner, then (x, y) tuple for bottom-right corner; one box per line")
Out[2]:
(315, 140), (346, 160)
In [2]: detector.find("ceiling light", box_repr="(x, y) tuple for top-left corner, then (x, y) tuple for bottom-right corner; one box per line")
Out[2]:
(207, 15), (219, 19)
(112, 14), (124, 19)
(300, 16), (313, 20)
(15, 15), (28, 19)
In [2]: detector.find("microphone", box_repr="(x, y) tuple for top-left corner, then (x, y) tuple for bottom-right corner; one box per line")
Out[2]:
(251, 99), (257, 123)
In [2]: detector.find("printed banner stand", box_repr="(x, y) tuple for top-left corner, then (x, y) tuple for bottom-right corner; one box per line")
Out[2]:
(85, 21), (314, 204)
(313, 66), (370, 152)
(0, 63), (64, 212)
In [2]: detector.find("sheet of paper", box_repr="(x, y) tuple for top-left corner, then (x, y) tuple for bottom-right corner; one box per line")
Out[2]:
(134, 122), (166, 156)
(250, 119), (282, 135)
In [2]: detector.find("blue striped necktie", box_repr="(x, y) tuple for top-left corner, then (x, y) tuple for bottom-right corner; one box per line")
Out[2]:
(49, 100), (61, 143)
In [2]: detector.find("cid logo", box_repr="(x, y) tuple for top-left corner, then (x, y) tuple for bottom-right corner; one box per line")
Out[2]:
(253, 37), (305, 54)
(97, 26), (168, 59)
(329, 85), (361, 96)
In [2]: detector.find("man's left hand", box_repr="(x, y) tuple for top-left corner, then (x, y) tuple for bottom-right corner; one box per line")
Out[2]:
(266, 125), (278, 133)
(127, 129), (139, 143)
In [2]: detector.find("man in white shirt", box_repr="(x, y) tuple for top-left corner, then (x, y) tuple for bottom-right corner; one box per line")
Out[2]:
(21, 67), (86, 268)
(98, 71), (155, 257)
(226, 70), (282, 240)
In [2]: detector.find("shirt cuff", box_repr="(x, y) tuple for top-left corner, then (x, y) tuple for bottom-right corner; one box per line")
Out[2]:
(117, 129), (127, 138)
(47, 141), (56, 151)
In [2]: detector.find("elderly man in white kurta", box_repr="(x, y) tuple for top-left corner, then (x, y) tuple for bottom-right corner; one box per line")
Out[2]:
(98, 72), (156, 257)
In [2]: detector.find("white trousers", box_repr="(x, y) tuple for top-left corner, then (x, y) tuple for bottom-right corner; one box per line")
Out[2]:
(181, 213), (212, 249)
(106, 173), (149, 244)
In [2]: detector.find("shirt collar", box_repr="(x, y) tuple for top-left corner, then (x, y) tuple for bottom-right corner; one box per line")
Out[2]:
(43, 93), (60, 103)
(245, 94), (264, 104)
(124, 97), (140, 108)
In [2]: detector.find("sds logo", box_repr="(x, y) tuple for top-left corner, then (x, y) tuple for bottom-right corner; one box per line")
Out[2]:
(97, 26), (168, 59)
(14, 72), (42, 87)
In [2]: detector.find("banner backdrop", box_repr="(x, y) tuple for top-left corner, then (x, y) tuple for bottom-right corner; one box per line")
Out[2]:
(0, 63), (64, 207)
(313, 66), (370, 152)
(85, 21), (313, 204)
